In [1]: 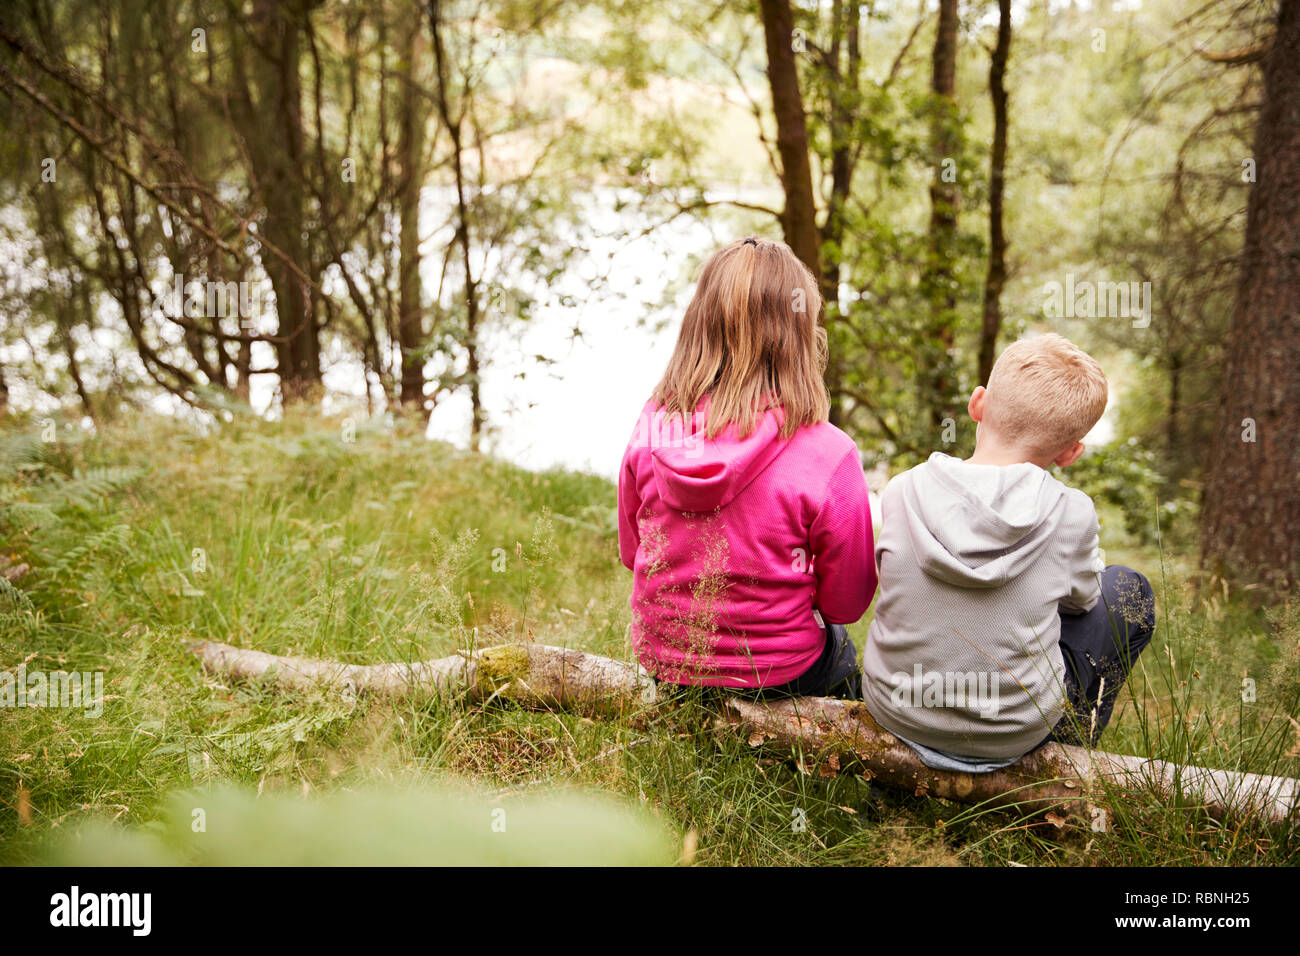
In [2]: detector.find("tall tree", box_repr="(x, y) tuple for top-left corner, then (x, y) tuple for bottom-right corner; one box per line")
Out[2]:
(236, 0), (323, 403)
(758, 0), (823, 284)
(759, 0), (835, 422)
(429, 0), (484, 449)
(977, 0), (1010, 386)
(816, 0), (863, 426)
(923, 0), (960, 426)
(1201, 0), (1300, 593)
(397, 9), (430, 409)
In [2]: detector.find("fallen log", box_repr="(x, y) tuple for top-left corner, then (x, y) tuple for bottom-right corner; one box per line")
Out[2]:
(184, 638), (657, 717)
(723, 696), (1300, 827)
(186, 639), (1300, 827)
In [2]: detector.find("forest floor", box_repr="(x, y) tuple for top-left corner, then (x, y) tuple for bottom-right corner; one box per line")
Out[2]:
(2, 413), (1297, 865)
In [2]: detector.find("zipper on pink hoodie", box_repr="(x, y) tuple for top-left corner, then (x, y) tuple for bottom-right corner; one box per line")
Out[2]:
(618, 400), (877, 686)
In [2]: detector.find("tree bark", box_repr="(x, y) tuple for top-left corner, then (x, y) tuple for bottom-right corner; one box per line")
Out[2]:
(187, 639), (1300, 827)
(1167, 349), (1182, 456)
(430, 0), (485, 450)
(724, 696), (1297, 827)
(1200, 0), (1300, 593)
(397, 13), (428, 409)
(924, 0), (960, 426)
(57, 309), (95, 422)
(246, 0), (321, 404)
(759, 0), (823, 281)
(818, 0), (862, 428)
(186, 638), (656, 717)
(977, 0), (1010, 387)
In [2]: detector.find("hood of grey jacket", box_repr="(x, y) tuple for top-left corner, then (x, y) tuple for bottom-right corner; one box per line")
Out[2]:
(900, 453), (1068, 589)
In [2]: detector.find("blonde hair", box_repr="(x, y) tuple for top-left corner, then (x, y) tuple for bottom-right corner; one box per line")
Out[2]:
(984, 333), (1108, 455)
(653, 237), (828, 440)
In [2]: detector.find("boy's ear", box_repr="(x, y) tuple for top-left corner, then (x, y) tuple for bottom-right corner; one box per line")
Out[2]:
(1053, 441), (1086, 469)
(968, 386), (987, 423)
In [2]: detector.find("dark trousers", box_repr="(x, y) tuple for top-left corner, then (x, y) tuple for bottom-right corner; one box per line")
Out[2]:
(750, 621), (861, 700)
(651, 621), (861, 702)
(1042, 564), (1157, 748)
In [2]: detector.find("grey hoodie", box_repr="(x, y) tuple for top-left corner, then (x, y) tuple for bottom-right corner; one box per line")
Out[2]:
(862, 453), (1104, 759)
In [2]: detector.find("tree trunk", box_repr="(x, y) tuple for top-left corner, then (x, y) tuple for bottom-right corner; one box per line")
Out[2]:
(466, 332), (483, 452)
(758, 0), (841, 424)
(724, 696), (1298, 826)
(57, 310), (95, 422)
(397, 14), (428, 410)
(186, 639), (655, 717)
(1167, 349), (1182, 456)
(187, 639), (1300, 826)
(249, 0), (321, 404)
(1201, 0), (1300, 593)
(977, 0), (1010, 387)
(430, 0), (485, 451)
(235, 334), (252, 404)
(759, 0), (823, 281)
(819, 0), (861, 428)
(924, 0), (960, 426)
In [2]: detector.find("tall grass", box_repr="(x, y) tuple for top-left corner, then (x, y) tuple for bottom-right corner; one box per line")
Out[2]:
(1, 412), (1295, 865)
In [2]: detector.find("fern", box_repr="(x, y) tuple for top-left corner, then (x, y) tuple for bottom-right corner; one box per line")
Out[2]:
(50, 466), (144, 511)
(1, 500), (61, 530)
(1, 464), (142, 527)
(0, 574), (38, 641)
(0, 574), (33, 610)
(47, 524), (132, 583)
(0, 432), (51, 482)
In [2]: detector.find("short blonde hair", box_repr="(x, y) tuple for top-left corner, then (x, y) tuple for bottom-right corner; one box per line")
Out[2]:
(984, 333), (1108, 455)
(653, 237), (828, 439)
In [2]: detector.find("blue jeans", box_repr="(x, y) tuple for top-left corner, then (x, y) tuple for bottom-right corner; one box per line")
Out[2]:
(1042, 564), (1157, 748)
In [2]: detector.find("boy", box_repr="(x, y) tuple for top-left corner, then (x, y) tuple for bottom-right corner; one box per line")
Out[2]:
(862, 333), (1155, 770)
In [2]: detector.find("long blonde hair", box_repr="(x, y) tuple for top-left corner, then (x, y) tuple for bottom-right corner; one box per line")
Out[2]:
(652, 237), (829, 440)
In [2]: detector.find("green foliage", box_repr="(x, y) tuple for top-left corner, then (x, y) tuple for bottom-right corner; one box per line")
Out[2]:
(0, 0), (1269, 511)
(1062, 440), (1170, 543)
(45, 785), (678, 866)
(1, 414), (1295, 867)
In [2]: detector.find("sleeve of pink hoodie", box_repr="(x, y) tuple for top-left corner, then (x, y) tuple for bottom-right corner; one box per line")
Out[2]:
(617, 450), (640, 571)
(810, 449), (877, 624)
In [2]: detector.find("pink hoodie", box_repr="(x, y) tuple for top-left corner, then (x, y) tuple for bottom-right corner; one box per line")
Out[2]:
(618, 400), (877, 686)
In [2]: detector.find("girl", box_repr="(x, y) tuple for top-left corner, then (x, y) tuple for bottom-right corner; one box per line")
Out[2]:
(618, 237), (877, 696)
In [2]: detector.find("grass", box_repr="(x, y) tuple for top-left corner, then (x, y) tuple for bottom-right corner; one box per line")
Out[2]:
(1, 410), (1297, 865)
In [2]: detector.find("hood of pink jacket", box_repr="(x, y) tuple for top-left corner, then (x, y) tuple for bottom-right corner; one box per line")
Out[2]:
(650, 405), (792, 512)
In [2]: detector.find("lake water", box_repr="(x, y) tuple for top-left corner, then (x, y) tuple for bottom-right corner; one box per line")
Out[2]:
(394, 189), (1114, 481)
(5, 186), (1111, 483)
(415, 200), (722, 480)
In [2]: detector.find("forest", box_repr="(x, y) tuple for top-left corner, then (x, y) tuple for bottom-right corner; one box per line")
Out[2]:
(0, 0), (1298, 870)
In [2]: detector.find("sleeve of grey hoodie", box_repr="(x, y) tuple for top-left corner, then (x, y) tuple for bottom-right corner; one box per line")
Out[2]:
(1059, 492), (1104, 615)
